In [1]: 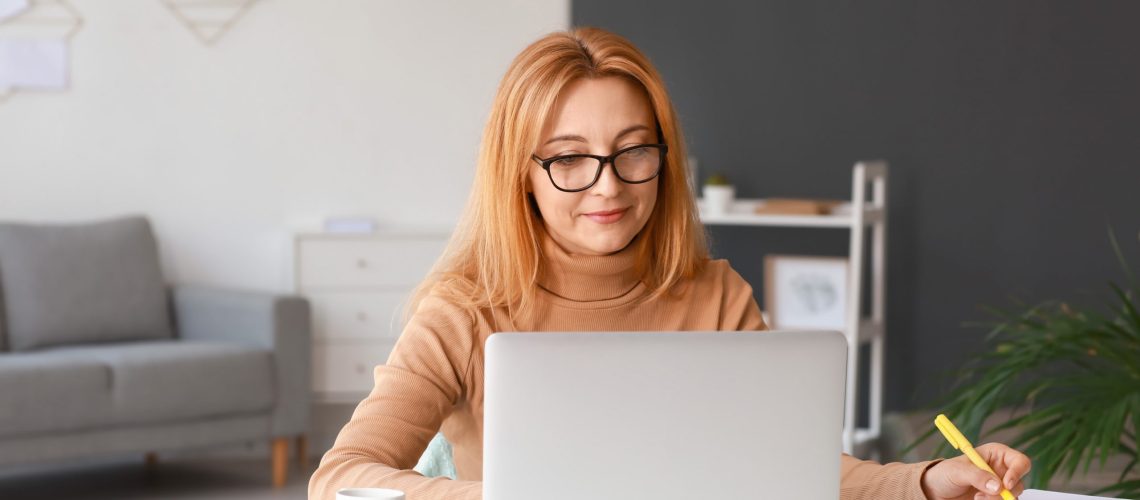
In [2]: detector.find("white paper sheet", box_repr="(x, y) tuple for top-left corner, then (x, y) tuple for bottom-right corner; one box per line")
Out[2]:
(0, 0), (29, 22)
(0, 37), (67, 89)
(1020, 489), (1115, 499)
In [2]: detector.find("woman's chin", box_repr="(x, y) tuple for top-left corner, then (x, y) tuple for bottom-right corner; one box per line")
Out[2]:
(577, 234), (636, 256)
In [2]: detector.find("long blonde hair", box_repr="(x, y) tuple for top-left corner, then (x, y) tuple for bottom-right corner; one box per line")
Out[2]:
(404, 27), (709, 325)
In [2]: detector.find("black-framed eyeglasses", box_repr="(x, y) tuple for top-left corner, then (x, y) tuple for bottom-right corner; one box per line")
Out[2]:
(531, 143), (668, 193)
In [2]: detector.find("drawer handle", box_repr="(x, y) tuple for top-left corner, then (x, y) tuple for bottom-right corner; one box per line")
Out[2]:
(356, 258), (369, 269)
(356, 311), (368, 322)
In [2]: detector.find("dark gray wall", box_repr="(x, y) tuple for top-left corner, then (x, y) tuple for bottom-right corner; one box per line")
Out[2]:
(573, 1), (1140, 411)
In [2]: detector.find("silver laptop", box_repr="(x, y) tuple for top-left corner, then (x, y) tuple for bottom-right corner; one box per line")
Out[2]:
(484, 330), (847, 500)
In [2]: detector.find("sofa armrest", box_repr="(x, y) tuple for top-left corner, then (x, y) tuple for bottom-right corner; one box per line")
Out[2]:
(171, 285), (311, 437)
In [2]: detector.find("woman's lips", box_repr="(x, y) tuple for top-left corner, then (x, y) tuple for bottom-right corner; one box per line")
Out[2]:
(584, 207), (628, 224)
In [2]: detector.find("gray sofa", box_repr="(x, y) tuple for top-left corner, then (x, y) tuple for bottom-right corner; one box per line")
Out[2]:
(0, 216), (311, 487)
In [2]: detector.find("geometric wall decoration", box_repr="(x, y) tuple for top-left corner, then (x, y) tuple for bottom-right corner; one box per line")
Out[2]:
(0, 0), (82, 104)
(160, 0), (258, 46)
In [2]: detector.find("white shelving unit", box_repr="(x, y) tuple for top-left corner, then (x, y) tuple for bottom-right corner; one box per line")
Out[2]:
(294, 231), (450, 404)
(698, 160), (888, 456)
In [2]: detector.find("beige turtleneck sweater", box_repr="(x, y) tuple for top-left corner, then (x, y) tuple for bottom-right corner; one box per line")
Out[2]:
(309, 231), (938, 499)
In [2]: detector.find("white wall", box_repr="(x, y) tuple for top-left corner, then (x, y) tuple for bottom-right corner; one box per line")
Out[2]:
(0, 0), (569, 292)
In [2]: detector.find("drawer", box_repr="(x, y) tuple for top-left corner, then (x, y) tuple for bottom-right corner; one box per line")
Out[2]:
(308, 291), (410, 340)
(312, 340), (397, 396)
(298, 236), (448, 289)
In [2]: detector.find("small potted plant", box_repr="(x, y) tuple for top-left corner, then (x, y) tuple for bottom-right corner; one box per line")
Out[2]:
(703, 172), (736, 216)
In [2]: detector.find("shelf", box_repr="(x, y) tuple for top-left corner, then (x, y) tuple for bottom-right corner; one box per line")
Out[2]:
(851, 428), (882, 458)
(853, 428), (879, 445)
(698, 199), (883, 227)
(707, 161), (889, 457)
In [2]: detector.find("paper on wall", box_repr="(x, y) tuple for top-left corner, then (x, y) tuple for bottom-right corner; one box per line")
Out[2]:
(1020, 489), (1115, 499)
(0, 37), (67, 89)
(0, 0), (29, 22)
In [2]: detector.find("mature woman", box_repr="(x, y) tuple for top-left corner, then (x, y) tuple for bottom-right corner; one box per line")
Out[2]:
(309, 28), (1030, 500)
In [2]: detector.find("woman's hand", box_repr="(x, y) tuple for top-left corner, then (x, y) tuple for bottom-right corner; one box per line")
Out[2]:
(920, 443), (1032, 500)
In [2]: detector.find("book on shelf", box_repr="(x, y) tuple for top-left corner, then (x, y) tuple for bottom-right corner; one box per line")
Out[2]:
(752, 198), (851, 216)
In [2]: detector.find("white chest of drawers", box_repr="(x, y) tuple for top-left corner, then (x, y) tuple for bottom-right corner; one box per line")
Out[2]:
(294, 232), (450, 403)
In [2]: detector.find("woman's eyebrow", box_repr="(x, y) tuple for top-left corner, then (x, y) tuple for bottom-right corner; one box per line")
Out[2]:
(541, 124), (652, 146)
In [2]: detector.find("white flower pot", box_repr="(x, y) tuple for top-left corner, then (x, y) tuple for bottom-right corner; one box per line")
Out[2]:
(703, 184), (736, 215)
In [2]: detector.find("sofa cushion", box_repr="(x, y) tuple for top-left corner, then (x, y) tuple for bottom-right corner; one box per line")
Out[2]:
(40, 340), (275, 427)
(0, 350), (115, 438)
(0, 216), (174, 351)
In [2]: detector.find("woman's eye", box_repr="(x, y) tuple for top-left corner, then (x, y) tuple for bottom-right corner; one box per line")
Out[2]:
(553, 157), (584, 167)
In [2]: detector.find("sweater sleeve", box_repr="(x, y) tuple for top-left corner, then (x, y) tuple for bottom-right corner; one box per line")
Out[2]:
(840, 455), (941, 500)
(308, 294), (482, 500)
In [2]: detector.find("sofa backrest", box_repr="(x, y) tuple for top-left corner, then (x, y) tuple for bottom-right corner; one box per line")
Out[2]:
(0, 216), (174, 351)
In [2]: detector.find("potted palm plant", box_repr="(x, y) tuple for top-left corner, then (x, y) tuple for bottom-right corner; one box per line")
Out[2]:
(911, 229), (1140, 498)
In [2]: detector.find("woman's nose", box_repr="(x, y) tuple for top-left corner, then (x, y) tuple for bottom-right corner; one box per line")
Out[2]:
(589, 161), (623, 196)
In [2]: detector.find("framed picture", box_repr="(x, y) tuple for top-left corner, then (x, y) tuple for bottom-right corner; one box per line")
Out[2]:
(764, 255), (849, 330)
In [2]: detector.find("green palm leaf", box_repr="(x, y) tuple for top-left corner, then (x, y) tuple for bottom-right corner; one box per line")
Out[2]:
(910, 228), (1140, 497)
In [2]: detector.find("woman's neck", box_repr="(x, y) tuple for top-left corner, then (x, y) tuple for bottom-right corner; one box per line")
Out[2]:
(535, 225), (643, 302)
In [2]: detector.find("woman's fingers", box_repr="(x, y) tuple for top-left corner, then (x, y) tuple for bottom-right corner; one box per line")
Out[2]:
(956, 460), (1005, 496)
(1010, 481), (1026, 497)
(976, 442), (1032, 490)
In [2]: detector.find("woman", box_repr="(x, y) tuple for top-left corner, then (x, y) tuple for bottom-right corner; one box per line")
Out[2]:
(309, 27), (1030, 500)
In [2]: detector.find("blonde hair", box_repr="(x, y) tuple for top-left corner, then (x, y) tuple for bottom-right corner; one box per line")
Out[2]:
(404, 27), (709, 325)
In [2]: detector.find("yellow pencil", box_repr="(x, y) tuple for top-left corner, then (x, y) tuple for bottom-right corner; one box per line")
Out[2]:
(934, 414), (1016, 500)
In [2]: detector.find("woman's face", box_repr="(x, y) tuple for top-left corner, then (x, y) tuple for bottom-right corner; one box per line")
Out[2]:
(528, 76), (660, 256)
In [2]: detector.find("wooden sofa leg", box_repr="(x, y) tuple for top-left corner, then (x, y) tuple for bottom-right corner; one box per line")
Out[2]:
(272, 437), (288, 488)
(145, 452), (158, 468)
(297, 435), (309, 470)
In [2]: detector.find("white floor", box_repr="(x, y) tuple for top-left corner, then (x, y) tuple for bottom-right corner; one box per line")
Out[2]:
(0, 456), (318, 500)
(0, 403), (356, 500)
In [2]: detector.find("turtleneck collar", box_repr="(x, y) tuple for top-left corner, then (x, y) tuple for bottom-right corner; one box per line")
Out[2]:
(535, 225), (645, 303)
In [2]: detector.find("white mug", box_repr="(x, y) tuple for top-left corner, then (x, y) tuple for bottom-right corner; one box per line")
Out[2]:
(336, 487), (406, 500)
